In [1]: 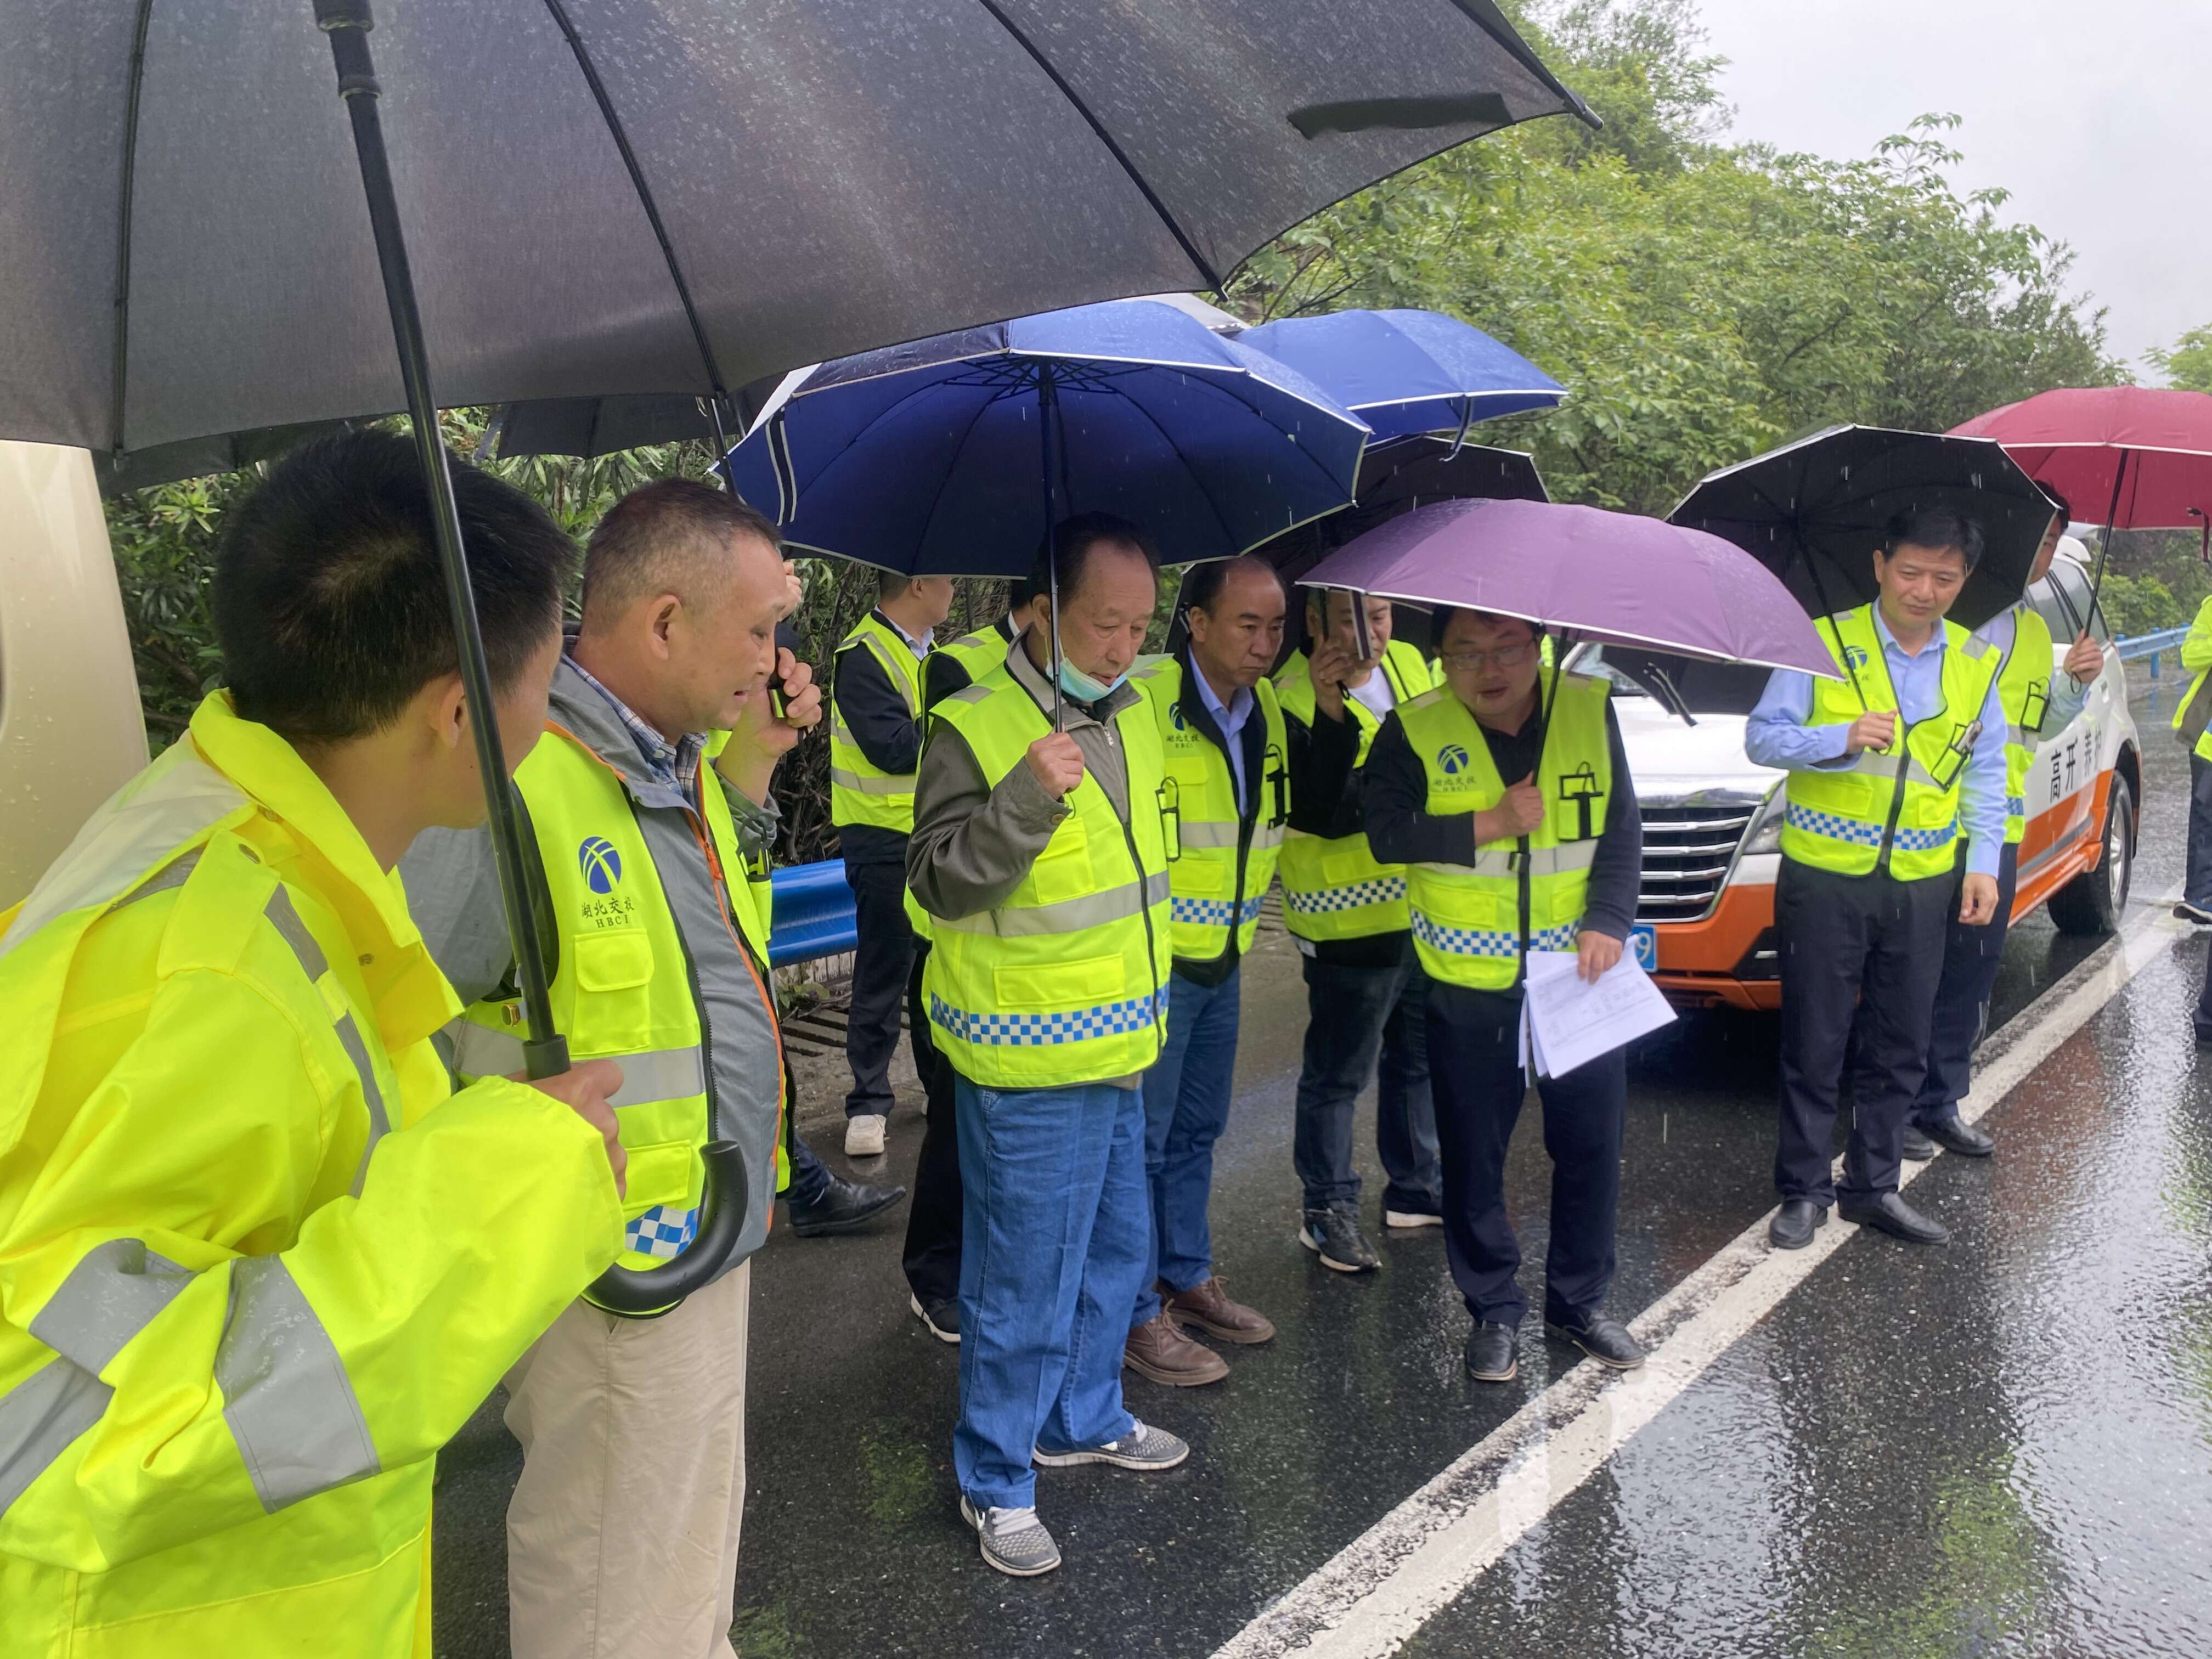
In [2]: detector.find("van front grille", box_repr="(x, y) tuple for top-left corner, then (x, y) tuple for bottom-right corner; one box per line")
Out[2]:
(1636, 805), (1756, 923)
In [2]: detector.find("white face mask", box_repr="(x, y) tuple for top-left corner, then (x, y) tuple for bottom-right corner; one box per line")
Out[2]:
(1054, 655), (1128, 703)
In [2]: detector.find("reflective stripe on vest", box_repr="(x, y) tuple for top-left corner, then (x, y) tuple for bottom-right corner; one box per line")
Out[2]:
(830, 616), (922, 832)
(1400, 672), (1612, 990)
(1779, 606), (2001, 881)
(922, 669), (1172, 1086)
(1270, 640), (1436, 942)
(1134, 657), (1289, 962)
(1993, 603), (2053, 844)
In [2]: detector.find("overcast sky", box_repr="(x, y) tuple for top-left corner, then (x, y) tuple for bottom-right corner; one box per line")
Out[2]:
(1689, 0), (2209, 377)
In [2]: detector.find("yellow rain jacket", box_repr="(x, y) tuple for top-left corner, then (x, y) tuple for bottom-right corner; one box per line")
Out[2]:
(0, 694), (622, 1658)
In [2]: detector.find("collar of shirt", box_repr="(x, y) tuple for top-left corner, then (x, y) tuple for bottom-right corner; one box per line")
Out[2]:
(1190, 663), (1254, 738)
(875, 609), (933, 659)
(564, 649), (706, 797)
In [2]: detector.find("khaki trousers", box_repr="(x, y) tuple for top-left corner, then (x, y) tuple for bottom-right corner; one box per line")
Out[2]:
(504, 1258), (751, 1659)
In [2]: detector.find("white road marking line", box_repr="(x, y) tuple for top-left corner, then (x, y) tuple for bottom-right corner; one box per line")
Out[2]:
(1212, 898), (2186, 1659)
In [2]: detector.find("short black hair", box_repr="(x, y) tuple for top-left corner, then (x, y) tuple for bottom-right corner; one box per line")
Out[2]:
(1882, 509), (1984, 571)
(2040, 487), (2073, 526)
(214, 429), (573, 744)
(1432, 606), (1536, 644)
(1181, 556), (1283, 619)
(1030, 511), (1159, 606)
(1009, 573), (1044, 611)
(583, 478), (782, 620)
(878, 569), (918, 603)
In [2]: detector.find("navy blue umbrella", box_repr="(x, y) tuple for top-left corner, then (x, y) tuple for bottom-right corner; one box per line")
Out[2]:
(1235, 309), (1563, 444)
(727, 298), (1370, 578)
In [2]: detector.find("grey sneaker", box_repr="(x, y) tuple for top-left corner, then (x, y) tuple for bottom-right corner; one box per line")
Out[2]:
(960, 1495), (1061, 1577)
(1301, 1203), (1381, 1272)
(1032, 1419), (1190, 1471)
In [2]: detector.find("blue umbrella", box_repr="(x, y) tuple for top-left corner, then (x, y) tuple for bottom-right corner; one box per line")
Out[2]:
(726, 298), (1370, 578)
(1235, 309), (1564, 444)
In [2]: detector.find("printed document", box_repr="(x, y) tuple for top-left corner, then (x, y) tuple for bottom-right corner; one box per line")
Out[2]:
(1519, 949), (1676, 1078)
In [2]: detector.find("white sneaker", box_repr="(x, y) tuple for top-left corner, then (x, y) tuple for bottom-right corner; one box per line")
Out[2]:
(1384, 1209), (1443, 1230)
(844, 1114), (887, 1156)
(960, 1496), (1061, 1576)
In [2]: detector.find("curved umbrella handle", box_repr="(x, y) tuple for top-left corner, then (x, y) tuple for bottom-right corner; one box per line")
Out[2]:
(585, 1140), (751, 1317)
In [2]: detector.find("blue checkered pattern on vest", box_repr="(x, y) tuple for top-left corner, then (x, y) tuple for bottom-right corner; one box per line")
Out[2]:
(1171, 894), (1267, 927)
(1410, 913), (1582, 958)
(625, 1203), (698, 1260)
(1784, 802), (1884, 847)
(930, 989), (1166, 1047)
(1893, 821), (1957, 853)
(1284, 876), (1406, 914)
(2004, 794), (2026, 818)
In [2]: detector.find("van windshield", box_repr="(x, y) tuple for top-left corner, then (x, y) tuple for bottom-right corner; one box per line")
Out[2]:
(1570, 643), (1771, 716)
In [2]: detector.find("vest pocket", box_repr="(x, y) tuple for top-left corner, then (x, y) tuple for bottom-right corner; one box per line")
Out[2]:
(572, 928), (655, 1047)
(1025, 820), (1096, 906)
(993, 952), (1123, 1011)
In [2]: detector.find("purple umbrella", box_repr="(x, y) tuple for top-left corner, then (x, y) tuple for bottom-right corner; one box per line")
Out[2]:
(1297, 495), (1838, 678)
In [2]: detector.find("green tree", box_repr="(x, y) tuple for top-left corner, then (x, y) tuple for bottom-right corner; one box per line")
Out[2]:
(2148, 323), (2212, 394)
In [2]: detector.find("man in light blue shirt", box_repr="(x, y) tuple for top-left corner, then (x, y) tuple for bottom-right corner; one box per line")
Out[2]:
(1748, 511), (2007, 1252)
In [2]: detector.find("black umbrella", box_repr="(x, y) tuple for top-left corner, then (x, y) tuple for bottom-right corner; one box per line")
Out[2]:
(1668, 424), (2059, 698)
(0, 0), (1585, 1308)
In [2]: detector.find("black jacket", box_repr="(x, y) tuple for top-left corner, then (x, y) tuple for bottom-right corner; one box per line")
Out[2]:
(834, 610), (927, 865)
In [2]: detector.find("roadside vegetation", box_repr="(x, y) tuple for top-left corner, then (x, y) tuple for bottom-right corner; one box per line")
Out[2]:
(102, 0), (2204, 853)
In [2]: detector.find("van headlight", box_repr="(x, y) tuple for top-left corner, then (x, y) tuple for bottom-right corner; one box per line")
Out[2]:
(1741, 786), (1786, 857)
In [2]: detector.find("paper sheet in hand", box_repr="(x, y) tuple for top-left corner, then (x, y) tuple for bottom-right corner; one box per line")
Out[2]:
(1520, 950), (1675, 1078)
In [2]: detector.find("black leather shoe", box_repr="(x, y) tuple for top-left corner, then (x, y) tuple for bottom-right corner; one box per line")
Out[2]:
(1768, 1199), (1828, 1250)
(1922, 1116), (1995, 1158)
(1837, 1190), (1949, 1244)
(787, 1176), (907, 1238)
(1900, 1126), (1939, 1161)
(1545, 1311), (1645, 1370)
(1464, 1321), (1519, 1383)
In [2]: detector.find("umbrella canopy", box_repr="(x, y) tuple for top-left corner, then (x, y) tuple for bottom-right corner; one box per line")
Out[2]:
(1, 2), (1586, 471)
(1297, 495), (1838, 676)
(1668, 424), (2058, 634)
(1236, 309), (1564, 443)
(722, 298), (1373, 575)
(1950, 386), (2212, 532)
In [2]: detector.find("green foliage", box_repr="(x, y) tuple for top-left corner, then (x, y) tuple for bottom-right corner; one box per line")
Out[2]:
(2148, 323), (2212, 394)
(105, 471), (251, 747)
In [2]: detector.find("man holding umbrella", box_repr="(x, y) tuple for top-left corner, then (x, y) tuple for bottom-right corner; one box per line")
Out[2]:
(909, 515), (1184, 1577)
(1363, 607), (1645, 1385)
(1747, 511), (2008, 1250)
(1898, 496), (2101, 1163)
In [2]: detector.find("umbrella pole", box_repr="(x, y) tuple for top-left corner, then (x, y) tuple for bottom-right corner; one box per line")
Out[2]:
(1797, 539), (1867, 708)
(313, 1), (566, 1080)
(2086, 449), (2130, 617)
(1039, 364), (1065, 732)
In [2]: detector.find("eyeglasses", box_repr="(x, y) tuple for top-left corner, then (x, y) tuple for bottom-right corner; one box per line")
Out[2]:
(1440, 641), (1536, 673)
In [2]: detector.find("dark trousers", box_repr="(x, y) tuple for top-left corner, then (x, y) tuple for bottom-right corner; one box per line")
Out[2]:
(1912, 840), (2019, 1126)
(1426, 979), (1627, 1326)
(843, 852), (917, 1118)
(1776, 858), (1949, 1205)
(1291, 951), (1442, 1214)
(2188, 754), (2212, 909)
(901, 940), (963, 1305)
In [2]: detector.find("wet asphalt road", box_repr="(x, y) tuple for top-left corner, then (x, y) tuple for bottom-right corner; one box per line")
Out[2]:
(432, 682), (2210, 1658)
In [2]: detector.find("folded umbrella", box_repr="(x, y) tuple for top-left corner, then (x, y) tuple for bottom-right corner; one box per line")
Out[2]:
(1668, 425), (2057, 698)
(1237, 309), (1564, 444)
(1950, 386), (2212, 604)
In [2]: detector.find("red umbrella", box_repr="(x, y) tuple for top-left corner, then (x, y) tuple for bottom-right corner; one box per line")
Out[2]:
(1951, 386), (2212, 603)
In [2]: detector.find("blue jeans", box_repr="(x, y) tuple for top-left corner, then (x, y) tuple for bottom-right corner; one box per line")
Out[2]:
(954, 1074), (1147, 1511)
(1131, 968), (1240, 1328)
(1291, 952), (1442, 1214)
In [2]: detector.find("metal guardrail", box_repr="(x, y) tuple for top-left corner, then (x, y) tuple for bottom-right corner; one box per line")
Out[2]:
(2116, 626), (2189, 664)
(767, 859), (856, 967)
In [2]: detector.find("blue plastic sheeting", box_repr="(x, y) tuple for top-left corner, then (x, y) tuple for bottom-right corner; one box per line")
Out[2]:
(768, 859), (858, 968)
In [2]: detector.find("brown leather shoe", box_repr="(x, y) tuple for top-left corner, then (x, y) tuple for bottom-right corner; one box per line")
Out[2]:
(1164, 1277), (1276, 1345)
(1123, 1313), (1228, 1386)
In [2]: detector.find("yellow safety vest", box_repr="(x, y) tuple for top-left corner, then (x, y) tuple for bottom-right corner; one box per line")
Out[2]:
(1780, 605), (2002, 881)
(1400, 672), (1612, 990)
(902, 620), (1022, 945)
(1131, 656), (1288, 962)
(0, 694), (618, 1658)
(1992, 603), (2053, 845)
(830, 613), (923, 833)
(1272, 639), (1436, 942)
(922, 668), (1173, 1087)
(2172, 594), (2212, 762)
(445, 725), (787, 1306)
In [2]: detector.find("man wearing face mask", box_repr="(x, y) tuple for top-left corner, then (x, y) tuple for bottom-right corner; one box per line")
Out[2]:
(404, 481), (826, 1658)
(1118, 557), (1289, 1389)
(908, 513), (1181, 1578)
